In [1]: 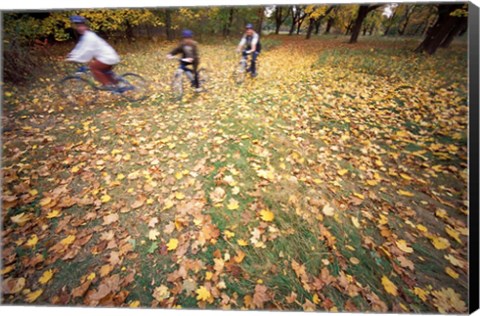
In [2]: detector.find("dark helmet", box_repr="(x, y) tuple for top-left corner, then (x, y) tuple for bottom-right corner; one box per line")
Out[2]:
(245, 23), (254, 29)
(182, 29), (193, 38)
(69, 15), (87, 24)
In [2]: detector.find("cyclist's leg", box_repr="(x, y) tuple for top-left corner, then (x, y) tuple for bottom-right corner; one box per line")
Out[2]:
(89, 59), (115, 86)
(250, 52), (259, 76)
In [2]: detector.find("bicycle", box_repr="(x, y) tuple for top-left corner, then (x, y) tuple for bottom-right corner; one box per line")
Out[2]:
(169, 57), (208, 100)
(233, 50), (258, 84)
(59, 64), (149, 106)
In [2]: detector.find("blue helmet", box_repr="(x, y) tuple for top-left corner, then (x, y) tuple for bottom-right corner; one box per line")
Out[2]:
(182, 29), (193, 38)
(246, 23), (254, 29)
(70, 15), (87, 24)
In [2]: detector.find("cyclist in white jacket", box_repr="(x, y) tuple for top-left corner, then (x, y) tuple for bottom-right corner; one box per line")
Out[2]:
(66, 15), (120, 89)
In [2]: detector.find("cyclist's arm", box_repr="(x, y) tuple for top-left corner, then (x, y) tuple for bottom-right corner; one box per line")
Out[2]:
(237, 36), (246, 51)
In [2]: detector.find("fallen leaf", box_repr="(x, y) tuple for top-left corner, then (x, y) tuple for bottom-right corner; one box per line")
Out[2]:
(431, 236), (450, 250)
(381, 275), (398, 296)
(167, 238), (178, 251)
(25, 289), (43, 303)
(153, 285), (170, 301)
(2, 277), (26, 294)
(445, 267), (459, 279)
(148, 229), (160, 241)
(60, 235), (76, 246)
(26, 234), (39, 247)
(103, 213), (119, 225)
(39, 269), (54, 284)
(396, 240), (414, 253)
(196, 286), (212, 302)
(322, 203), (335, 216)
(259, 209), (274, 222)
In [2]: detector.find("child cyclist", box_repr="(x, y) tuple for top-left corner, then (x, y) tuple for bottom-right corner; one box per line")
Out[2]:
(166, 29), (201, 92)
(236, 23), (261, 77)
(66, 15), (121, 90)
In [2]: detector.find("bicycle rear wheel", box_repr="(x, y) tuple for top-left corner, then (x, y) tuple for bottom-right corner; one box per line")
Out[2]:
(118, 73), (149, 102)
(171, 69), (184, 100)
(59, 76), (98, 106)
(234, 60), (247, 84)
(198, 68), (209, 91)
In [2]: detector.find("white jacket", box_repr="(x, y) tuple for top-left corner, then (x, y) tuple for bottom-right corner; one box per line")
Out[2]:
(67, 30), (120, 65)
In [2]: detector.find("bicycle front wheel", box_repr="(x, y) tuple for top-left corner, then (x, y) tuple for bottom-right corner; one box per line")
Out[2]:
(234, 60), (246, 84)
(171, 70), (184, 100)
(118, 73), (149, 102)
(59, 76), (98, 106)
(198, 68), (209, 91)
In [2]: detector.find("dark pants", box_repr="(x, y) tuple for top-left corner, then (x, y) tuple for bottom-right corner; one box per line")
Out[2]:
(180, 62), (199, 88)
(89, 59), (116, 86)
(242, 50), (259, 74)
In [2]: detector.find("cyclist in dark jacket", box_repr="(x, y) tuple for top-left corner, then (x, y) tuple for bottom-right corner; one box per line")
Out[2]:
(166, 29), (201, 91)
(236, 23), (261, 77)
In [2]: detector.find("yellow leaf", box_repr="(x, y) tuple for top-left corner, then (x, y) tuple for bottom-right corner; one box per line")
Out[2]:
(227, 198), (239, 210)
(351, 217), (360, 228)
(116, 173), (125, 180)
(71, 166), (80, 173)
(322, 203), (335, 216)
(39, 197), (52, 206)
(25, 289), (43, 303)
(337, 169), (348, 176)
(60, 235), (76, 246)
(175, 172), (183, 180)
(312, 293), (320, 304)
(381, 275), (398, 296)
(237, 239), (248, 246)
(224, 230), (235, 238)
(400, 173), (413, 181)
(175, 192), (185, 200)
(414, 287), (428, 302)
(353, 192), (364, 199)
(397, 190), (414, 197)
(1, 265), (15, 275)
(46, 210), (61, 219)
(196, 286), (212, 302)
(366, 179), (378, 186)
(11, 212), (32, 226)
(259, 209), (274, 222)
(29, 189), (39, 196)
(431, 236), (450, 250)
(445, 226), (461, 243)
(205, 271), (213, 281)
(417, 224), (428, 232)
(167, 238), (178, 251)
(26, 234), (39, 247)
(39, 269), (54, 284)
(87, 273), (96, 281)
(396, 240), (414, 253)
(101, 194), (111, 203)
(163, 199), (174, 211)
(445, 267), (459, 279)
(129, 300), (141, 307)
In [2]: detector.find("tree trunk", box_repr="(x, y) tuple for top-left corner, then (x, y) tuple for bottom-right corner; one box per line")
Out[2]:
(125, 20), (134, 43)
(325, 17), (333, 34)
(345, 20), (354, 35)
(383, 10), (397, 36)
(275, 6), (289, 34)
(440, 16), (468, 48)
(398, 6), (415, 36)
(223, 8), (234, 37)
(165, 9), (173, 41)
(256, 7), (264, 34)
(289, 8), (297, 35)
(349, 5), (382, 43)
(415, 4), (464, 54)
(369, 23), (375, 35)
(362, 25), (368, 36)
(314, 19), (321, 34)
(306, 18), (315, 39)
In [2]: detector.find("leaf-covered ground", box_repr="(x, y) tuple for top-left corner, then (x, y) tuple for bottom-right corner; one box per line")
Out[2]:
(1, 35), (469, 312)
